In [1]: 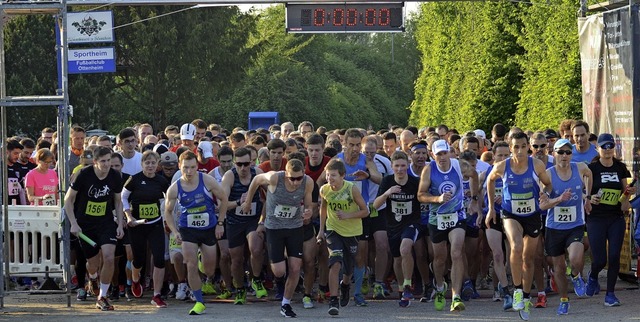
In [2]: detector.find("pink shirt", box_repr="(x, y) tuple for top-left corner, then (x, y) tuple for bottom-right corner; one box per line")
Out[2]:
(25, 168), (59, 205)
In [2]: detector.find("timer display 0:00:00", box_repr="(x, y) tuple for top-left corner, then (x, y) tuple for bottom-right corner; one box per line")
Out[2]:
(302, 8), (392, 27)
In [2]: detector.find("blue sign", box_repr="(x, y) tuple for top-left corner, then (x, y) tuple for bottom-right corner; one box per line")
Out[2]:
(68, 47), (116, 74)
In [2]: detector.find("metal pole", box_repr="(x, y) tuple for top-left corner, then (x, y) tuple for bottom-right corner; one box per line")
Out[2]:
(0, 7), (8, 310)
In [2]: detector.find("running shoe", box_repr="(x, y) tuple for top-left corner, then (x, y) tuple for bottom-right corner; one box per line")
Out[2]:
(167, 284), (177, 298)
(420, 284), (435, 303)
(535, 293), (547, 308)
(503, 294), (513, 311)
(519, 298), (532, 321)
(354, 293), (368, 307)
(189, 302), (206, 315)
(175, 283), (188, 301)
(399, 286), (411, 308)
(201, 280), (216, 295)
(572, 275), (586, 297)
(217, 288), (232, 299)
(461, 279), (473, 301)
(234, 288), (247, 305)
(585, 274), (600, 297)
(513, 289), (524, 311)
(557, 300), (569, 315)
(492, 289), (502, 302)
(280, 304), (297, 318)
(302, 295), (314, 308)
(604, 292), (621, 307)
(109, 286), (120, 301)
(450, 295), (465, 311)
(125, 286), (134, 301)
(251, 279), (268, 299)
(131, 280), (143, 298)
(151, 294), (167, 308)
(77, 289), (87, 301)
(87, 278), (99, 297)
(434, 282), (447, 311)
(471, 286), (480, 299)
(328, 297), (339, 316)
(340, 282), (351, 307)
(96, 296), (114, 311)
(373, 283), (386, 300)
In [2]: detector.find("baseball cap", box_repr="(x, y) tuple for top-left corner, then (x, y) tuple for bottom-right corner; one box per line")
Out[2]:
(553, 138), (572, 151)
(160, 151), (178, 166)
(432, 139), (450, 155)
(180, 123), (196, 141)
(597, 133), (614, 147)
(197, 141), (214, 159)
(153, 143), (169, 155)
(543, 129), (558, 139)
(473, 129), (486, 139)
(213, 133), (227, 142)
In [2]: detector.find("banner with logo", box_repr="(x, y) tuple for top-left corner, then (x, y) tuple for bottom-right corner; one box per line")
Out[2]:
(67, 11), (114, 44)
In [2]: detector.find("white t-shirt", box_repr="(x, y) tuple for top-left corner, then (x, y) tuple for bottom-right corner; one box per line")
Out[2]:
(121, 151), (143, 176)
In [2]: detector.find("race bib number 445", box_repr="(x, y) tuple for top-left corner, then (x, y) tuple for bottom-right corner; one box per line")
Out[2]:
(511, 198), (535, 215)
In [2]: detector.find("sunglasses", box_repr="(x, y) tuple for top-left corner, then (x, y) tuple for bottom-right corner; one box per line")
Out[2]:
(287, 175), (304, 182)
(600, 143), (615, 150)
(532, 144), (547, 149)
(235, 162), (251, 168)
(555, 150), (572, 155)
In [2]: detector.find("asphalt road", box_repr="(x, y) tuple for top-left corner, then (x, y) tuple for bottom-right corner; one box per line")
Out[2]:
(0, 272), (638, 322)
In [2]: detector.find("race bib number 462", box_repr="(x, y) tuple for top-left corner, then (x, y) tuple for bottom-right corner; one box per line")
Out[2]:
(187, 213), (209, 228)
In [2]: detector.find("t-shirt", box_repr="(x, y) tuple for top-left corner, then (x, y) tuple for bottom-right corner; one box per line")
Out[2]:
(70, 166), (123, 225)
(320, 181), (362, 237)
(121, 151), (143, 176)
(198, 158), (220, 174)
(259, 158), (287, 172)
(24, 168), (59, 206)
(305, 155), (331, 182)
(572, 144), (598, 164)
(123, 172), (169, 224)
(7, 163), (27, 205)
(588, 160), (630, 218)
(377, 174), (421, 235)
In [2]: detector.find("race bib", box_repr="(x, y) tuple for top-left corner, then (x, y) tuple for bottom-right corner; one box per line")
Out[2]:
(169, 235), (181, 249)
(43, 195), (56, 206)
(8, 178), (20, 196)
(139, 203), (160, 219)
(553, 206), (577, 223)
(392, 201), (412, 222)
(274, 204), (298, 219)
(599, 188), (621, 206)
(436, 213), (459, 230)
(511, 198), (535, 215)
(368, 204), (379, 218)
(187, 213), (209, 228)
(236, 202), (257, 216)
(85, 201), (107, 216)
(420, 203), (429, 214)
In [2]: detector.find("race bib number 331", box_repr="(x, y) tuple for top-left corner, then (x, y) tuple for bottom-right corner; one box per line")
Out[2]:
(274, 204), (297, 219)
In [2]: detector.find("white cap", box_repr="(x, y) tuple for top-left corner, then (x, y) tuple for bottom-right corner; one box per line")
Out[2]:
(197, 141), (214, 159)
(180, 123), (195, 141)
(474, 129), (486, 139)
(432, 139), (450, 155)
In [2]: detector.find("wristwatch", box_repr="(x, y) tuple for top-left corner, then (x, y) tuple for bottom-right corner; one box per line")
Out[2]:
(217, 220), (225, 226)
(236, 199), (241, 206)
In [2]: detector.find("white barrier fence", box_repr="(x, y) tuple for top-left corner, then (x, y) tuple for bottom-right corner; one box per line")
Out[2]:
(5, 205), (63, 278)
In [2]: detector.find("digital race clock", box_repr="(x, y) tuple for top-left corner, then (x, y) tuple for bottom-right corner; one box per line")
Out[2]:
(286, 2), (404, 33)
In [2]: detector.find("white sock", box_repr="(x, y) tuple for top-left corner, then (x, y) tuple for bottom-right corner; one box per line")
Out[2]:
(282, 297), (291, 306)
(98, 283), (110, 298)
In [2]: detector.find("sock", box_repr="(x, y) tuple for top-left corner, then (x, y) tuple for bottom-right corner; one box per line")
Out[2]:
(126, 260), (132, 270)
(154, 292), (161, 297)
(127, 279), (132, 286)
(282, 297), (291, 306)
(330, 295), (338, 302)
(403, 279), (411, 287)
(523, 292), (530, 298)
(89, 272), (98, 280)
(319, 284), (329, 293)
(502, 286), (510, 295)
(437, 283), (445, 292)
(354, 266), (365, 296)
(192, 289), (204, 303)
(561, 297), (569, 302)
(515, 284), (523, 290)
(538, 291), (545, 296)
(98, 282), (110, 298)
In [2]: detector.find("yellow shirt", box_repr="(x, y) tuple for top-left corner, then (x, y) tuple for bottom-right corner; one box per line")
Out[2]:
(320, 180), (362, 237)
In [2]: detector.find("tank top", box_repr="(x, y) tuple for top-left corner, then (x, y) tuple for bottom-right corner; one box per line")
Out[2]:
(546, 163), (585, 229)
(427, 159), (465, 228)
(483, 165), (504, 214)
(337, 152), (370, 203)
(501, 157), (540, 217)
(177, 172), (217, 229)
(265, 172), (307, 230)
(321, 181), (362, 237)
(226, 167), (263, 224)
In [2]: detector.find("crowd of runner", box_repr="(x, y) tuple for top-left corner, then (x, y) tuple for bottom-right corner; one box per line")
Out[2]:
(3, 118), (635, 320)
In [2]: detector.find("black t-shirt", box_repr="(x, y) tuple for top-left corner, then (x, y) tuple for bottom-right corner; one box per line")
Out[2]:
(377, 174), (421, 234)
(7, 163), (26, 205)
(588, 160), (631, 218)
(124, 172), (169, 222)
(70, 166), (124, 225)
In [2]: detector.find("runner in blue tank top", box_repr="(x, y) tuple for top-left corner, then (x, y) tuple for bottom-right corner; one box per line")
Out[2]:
(486, 132), (552, 321)
(164, 151), (229, 316)
(539, 139), (592, 315)
(418, 140), (479, 313)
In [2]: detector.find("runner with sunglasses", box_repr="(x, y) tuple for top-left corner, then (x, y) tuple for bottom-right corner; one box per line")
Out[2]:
(241, 159), (314, 318)
(220, 147), (266, 305)
(585, 133), (635, 306)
